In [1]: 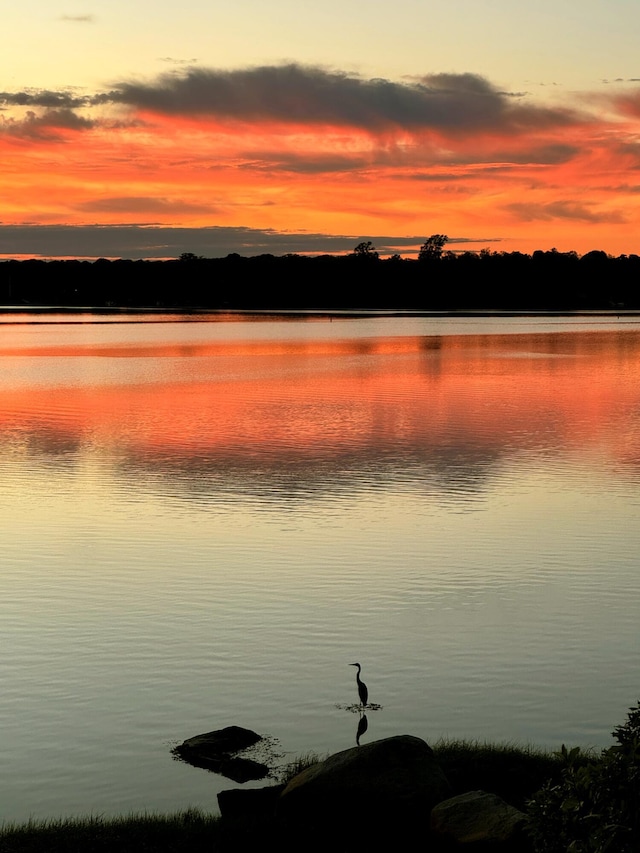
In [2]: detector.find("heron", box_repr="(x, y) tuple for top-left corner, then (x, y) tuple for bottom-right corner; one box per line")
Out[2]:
(349, 662), (368, 707)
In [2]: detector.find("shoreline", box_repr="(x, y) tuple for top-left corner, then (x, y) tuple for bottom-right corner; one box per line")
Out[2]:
(1, 306), (640, 319)
(0, 738), (563, 850)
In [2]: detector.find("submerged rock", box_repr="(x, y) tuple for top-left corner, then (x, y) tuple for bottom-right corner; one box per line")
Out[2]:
(217, 756), (269, 783)
(177, 725), (261, 756)
(173, 725), (268, 781)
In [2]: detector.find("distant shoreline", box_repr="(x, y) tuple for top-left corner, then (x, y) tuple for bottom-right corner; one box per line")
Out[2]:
(2, 251), (638, 312)
(1, 306), (639, 319)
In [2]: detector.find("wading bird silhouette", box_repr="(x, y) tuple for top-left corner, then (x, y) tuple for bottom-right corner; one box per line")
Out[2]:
(349, 662), (368, 707)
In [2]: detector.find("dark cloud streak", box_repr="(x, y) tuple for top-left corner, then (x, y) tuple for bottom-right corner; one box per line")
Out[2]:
(0, 108), (95, 139)
(0, 90), (91, 108)
(0, 64), (602, 138)
(0, 224), (486, 260)
(106, 64), (578, 133)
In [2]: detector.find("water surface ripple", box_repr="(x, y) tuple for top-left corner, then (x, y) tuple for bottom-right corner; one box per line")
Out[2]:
(0, 314), (639, 822)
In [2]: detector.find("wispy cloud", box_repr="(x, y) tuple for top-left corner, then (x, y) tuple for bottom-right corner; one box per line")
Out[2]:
(59, 14), (95, 23)
(158, 57), (199, 66)
(503, 200), (627, 224)
(75, 197), (218, 215)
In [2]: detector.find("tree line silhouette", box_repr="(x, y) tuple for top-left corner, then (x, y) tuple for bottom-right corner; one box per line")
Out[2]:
(1, 237), (638, 311)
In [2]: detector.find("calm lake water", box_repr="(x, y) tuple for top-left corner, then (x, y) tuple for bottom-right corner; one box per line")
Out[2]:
(1, 313), (639, 823)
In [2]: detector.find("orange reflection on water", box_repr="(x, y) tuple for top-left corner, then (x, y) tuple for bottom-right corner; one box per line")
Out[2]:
(0, 330), (638, 468)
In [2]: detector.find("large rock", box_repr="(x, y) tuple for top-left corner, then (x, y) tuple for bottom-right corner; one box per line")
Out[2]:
(430, 790), (528, 849)
(218, 784), (285, 820)
(278, 735), (451, 838)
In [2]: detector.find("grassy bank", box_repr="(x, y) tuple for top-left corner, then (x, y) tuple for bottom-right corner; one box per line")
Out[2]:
(0, 739), (567, 851)
(0, 810), (225, 853)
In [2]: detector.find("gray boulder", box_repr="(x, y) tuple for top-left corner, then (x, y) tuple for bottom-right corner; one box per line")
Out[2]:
(278, 734), (451, 837)
(430, 790), (528, 849)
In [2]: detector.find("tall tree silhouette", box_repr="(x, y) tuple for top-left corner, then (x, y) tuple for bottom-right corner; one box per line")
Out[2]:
(418, 234), (448, 261)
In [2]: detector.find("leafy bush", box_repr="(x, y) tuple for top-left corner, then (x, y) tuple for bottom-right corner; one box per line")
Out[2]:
(527, 702), (640, 852)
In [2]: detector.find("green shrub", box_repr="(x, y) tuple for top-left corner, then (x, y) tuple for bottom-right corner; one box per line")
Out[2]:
(527, 702), (640, 852)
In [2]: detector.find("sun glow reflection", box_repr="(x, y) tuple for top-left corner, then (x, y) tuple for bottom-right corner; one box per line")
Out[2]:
(0, 328), (638, 468)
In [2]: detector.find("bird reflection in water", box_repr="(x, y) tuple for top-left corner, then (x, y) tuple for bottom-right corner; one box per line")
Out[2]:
(356, 713), (368, 746)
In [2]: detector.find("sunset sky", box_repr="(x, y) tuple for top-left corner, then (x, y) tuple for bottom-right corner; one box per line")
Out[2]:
(3, 0), (640, 259)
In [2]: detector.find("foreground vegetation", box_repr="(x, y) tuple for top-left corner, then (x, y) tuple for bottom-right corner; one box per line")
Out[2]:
(0, 811), (222, 853)
(528, 702), (640, 852)
(0, 741), (564, 852)
(2, 703), (638, 851)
